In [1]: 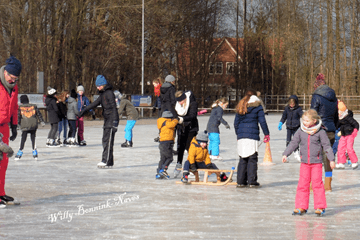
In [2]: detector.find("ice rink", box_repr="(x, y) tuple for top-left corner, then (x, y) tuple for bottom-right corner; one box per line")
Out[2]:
(1, 113), (360, 239)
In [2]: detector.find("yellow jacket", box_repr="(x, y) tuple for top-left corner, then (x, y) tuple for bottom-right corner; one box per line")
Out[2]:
(187, 137), (211, 165)
(157, 117), (178, 142)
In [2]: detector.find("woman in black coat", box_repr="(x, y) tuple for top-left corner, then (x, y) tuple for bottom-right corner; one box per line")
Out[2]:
(45, 87), (60, 147)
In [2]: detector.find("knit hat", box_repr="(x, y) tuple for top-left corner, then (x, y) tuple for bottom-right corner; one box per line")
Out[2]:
(47, 87), (56, 95)
(314, 73), (326, 90)
(95, 75), (107, 87)
(70, 89), (77, 99)
(196, 131), (208, 143)
(165, 75), (175, 83)
(176, 92), (186, 102)
(161, 110), (173, 118)
(4, 56), (22, 76)
(338, 100), (347, 112)
(77, 85), (85, 92)
(20, 95), (29, 104)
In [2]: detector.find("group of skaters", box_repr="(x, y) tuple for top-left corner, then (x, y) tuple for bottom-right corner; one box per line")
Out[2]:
(0, 56), (359, 217)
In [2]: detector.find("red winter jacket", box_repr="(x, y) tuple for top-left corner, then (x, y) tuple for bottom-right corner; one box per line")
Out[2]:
(0, 82), (18, 126)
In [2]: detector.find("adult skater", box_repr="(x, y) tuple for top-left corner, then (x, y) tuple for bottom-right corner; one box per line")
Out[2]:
(0, 56), (21, 207)
(173, 90), (199, 178)
(310, 73), (338, 191)
(45, 87), (60, 147)
(78, 75), (119, 168)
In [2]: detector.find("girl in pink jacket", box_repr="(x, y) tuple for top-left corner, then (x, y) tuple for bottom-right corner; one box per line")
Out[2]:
(282, 109), (335, 217)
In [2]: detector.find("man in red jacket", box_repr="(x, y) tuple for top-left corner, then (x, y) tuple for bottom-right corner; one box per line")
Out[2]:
(0, 56), (21, 208)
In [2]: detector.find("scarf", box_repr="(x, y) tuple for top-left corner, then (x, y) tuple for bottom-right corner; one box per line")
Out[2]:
(339, 109), (349, 120)
(0, 65), (16, 95)
(301, 119), (322, 135)
(175, 91), (191, 116)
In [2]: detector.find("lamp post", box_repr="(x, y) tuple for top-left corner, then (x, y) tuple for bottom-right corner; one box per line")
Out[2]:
(141, 0), (144, 116)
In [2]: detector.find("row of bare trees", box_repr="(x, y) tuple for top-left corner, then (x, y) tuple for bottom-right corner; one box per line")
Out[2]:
(1, 1), (360, 107)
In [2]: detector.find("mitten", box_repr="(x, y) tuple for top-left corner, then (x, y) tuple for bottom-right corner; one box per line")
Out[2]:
(190, 163), (197, 172)
(264, 135), (270, 143)
(278, 122), (283, 131)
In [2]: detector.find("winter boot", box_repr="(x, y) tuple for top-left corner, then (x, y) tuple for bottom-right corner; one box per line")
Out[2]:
(335, 163), (345, 169)
(352, 162), (359, 170)
(292, 208), (307, 215)
(14, 150), (23, 161)
(324, 177), (332, 192)
(181, 173), (189, 183)
(159, 169), (170, 179)
(121, 140), (133, 148)
(219, 173), (228, 182)
(173, 163), (182, 178)
(32, 149), (38, 160)
(0, 195), (14, 203)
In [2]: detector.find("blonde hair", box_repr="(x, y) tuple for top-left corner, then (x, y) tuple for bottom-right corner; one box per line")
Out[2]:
(175, 90), (183, 98)
(152, 77), (163, 84)
(302, 109), (320, 122)
(212, 97), (228, 109)
(235, 89), (256, 115)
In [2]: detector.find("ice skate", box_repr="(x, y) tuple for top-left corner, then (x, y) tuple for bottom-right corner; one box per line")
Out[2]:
(14, 150), (23, 161)
(79, 140), (87, 146)
(47, 139), (60, 148)
(292, 208), (307, 215)
(294, 150), (301, 162)
(335, 163), (345, 169)
(32, 149), (38, 160)
(173, 163), (182, 178)
(0, 201), (6, 209)
(352, 162), (358, 170)
(121, 140), (133, 148)
(210, 155), (223, 161)
(249, 182), (261, 188)
(315, 208), (325, 217)
(97, 162), (113, 169)
(159, 169), (170, 179)
(55, 138), (63, 146)
(0, 195), (20, 205)
(67, 138), (79, 147)
(236, 184), (248, 188)
(181, 174), (189, 183)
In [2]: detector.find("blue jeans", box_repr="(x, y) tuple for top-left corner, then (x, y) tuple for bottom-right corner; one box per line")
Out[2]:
(124, 120), (136, 141)
(58, 118), (68, 139)
(208, 132), (220, 156)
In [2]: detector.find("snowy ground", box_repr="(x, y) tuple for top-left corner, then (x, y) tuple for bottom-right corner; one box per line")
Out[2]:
(1, 113), (360, 239)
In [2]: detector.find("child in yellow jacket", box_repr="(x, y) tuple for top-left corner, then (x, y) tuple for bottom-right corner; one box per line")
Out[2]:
(181, 131), (228, 183)
(156, 111), (178, 179)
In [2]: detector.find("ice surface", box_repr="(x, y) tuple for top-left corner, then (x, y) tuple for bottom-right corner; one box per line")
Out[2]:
(1, 113), (360, 239)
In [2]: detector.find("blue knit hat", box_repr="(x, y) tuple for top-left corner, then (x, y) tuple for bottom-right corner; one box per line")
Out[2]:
(4, 56), (22, 76)
(95, 75), (107, 87)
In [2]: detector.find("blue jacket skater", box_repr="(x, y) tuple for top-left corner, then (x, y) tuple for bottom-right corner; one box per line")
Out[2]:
(280, 95), (303, 130)
(234, 98), (269, 141)
(311, 85), (338, 132)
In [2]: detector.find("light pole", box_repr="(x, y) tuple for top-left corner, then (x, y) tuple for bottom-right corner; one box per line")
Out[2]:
(141, 0), (144, 116)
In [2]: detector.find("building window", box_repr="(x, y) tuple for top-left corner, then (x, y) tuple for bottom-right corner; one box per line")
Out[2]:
(209, 63), (215, 75)
(226, 62), (240, 75)
(215, 62), (223, 75)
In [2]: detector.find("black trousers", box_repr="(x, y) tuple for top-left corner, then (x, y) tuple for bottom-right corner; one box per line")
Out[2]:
(102, 127), (116, 166)
(68, 120), (77, 138)
(177, 125), (197, 165)
(237, 152), (258, 185)
(48, 123), (58, 139)
(158, 141), (174, 173)
(20, 130), (36, 150)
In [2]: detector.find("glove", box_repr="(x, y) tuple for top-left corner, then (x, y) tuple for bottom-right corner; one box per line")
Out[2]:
(178, 117), (184, 124)
(225, 124), (230, 129)
(278, 122), (283, 131)
(112, 121), (119, 132)
(41, 122), (45, 127)
(10, 124), (17, 141)
(264, 135), (270, 143)
(92, 111), (96, 120)
(206, 163), (213, 169)
(190, 163), (197, 172)
(78, 110), (85, 118)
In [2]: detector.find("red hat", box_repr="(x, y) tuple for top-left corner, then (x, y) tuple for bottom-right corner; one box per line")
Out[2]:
(314, 73), (326, 90)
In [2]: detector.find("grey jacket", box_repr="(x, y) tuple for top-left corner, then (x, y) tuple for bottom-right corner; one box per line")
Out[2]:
(283, 126), (334, 164)
(67, 97), (79, 120)
(118, 96), (139, 120)
(206, 106), (229, 133)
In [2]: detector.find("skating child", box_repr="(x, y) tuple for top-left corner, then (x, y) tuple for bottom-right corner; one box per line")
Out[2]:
(14, 95), (45, 160)
(335, 100), (359, 170)
(79, 75), (119, 168)
(278, 95), (303, 161)
(156, 111), (178, 179)
(181, 131), (228, 183)
(56, 91), (68, 145)
(66, 90), (79, 146)
(45, 87), (60, 147)
(160, 75), (177, 118)
(282, 109), (335, 216)
(234, 89), (269, 188)
(152, 77), (162, 116)
(76, 85), (92, 146)
(206, 97), (230, 161)
(118, 94), (139, 147)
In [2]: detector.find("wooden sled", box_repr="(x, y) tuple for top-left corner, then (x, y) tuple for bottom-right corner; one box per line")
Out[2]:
(176, 169), (236, 186)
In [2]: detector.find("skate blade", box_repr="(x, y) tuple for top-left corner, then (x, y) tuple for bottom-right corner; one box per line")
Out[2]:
(97, 166), (113, 168)
(6, 201), (20, 205)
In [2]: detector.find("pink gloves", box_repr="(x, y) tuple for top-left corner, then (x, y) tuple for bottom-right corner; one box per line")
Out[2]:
(264, 135), (270, 143)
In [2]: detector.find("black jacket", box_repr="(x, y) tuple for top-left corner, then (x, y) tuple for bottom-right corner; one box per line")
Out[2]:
(82, 84), (119, 128)
(177, 91), (199, 133)
(280, 95), (303, 129)
(45, 95), (60, 124)
(337, 110), (359, 136)
(160, 82), (177, 118)
(57, 101), (67, 119)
